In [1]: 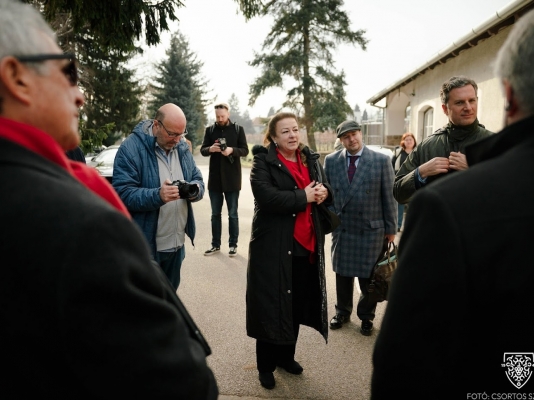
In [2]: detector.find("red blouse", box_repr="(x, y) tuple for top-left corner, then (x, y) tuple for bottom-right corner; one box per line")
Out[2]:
(277, 148), (316, 257)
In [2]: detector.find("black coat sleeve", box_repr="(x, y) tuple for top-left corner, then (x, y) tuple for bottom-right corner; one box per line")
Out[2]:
(231, 125), (249, 158)
(250, 154), (307, 215)
(371, 187), (467, 399)
(200, 127), (214, 157)
(60, 210), (218, 399)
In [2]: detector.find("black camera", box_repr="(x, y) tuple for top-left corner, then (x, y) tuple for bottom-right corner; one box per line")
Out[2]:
(217, 138), (234, 163)
(171, 180), (199, 199)
(218, 137), (227, 151)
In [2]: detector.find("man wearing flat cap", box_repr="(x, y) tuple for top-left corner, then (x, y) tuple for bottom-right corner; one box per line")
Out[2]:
(200, 102), (249, 257)
(323, 120), (396, 336)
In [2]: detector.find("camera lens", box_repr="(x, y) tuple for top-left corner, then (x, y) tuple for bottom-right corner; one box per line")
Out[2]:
(179, 183), (199, 199)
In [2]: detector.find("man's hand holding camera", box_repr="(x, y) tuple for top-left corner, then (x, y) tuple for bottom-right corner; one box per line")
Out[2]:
(160, 179), (200, 203)
(160, 179), (180, 203)
(209, 138), (234, 157)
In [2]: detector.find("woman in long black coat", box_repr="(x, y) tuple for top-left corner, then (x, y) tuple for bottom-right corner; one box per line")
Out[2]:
(246, 112), (332, 389)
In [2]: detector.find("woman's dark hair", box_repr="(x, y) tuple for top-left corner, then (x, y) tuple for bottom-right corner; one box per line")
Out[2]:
(264, 112), (299, 146)
(400, 132), (417, 150)
(263, 111), (309, 165)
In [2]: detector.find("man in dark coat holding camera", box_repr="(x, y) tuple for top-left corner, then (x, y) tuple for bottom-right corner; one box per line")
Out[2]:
(200, 101), (249, 257)
(113, 103), (205, 290)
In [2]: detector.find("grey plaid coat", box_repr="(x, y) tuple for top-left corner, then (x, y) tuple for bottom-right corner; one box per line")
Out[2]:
(324, 146), (396, 278)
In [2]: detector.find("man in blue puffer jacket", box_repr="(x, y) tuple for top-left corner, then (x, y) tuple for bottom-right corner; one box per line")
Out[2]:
(113, 103), (204, 289)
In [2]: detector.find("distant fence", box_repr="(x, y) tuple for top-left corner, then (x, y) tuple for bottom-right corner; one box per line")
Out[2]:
(246, 123), (398, 165)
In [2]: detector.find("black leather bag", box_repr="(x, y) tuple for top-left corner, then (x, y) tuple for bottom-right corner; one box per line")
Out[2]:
(368, 240), (398, 303)
(316, 203), (341, 234)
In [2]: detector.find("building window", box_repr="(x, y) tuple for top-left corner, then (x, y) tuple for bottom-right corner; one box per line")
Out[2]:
(404, 104), (411, 133)
(423, 108), (433, 139)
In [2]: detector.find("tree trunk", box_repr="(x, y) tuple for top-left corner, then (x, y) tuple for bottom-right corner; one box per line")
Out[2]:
(302, 14), (317, 151)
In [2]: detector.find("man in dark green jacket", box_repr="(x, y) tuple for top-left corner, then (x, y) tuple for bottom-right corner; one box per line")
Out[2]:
(393, 76), (493, 204)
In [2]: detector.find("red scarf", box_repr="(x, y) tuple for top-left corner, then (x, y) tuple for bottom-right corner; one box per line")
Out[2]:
(0, 117), (130, 218)
(277, 148), (316, 257)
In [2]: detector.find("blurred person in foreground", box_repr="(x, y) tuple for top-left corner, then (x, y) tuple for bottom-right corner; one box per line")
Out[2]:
(0, 0), (216, 398)
(372, 9), (534, 397)
(113, 103), (204, 290)
(246, 112), (331, 390)
(394, 75), (493, 204)
(324, 121), (396, 336)
(391, 132), (416, 231)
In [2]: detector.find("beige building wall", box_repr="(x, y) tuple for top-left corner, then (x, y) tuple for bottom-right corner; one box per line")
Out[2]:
(383, 25), (512, 143)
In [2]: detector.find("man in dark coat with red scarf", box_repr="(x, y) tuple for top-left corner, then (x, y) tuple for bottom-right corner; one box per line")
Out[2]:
(0, 1), (217, 398)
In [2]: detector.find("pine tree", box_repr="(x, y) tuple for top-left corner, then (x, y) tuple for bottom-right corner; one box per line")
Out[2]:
(78, 32), (143, 146)
(149, 32), (208, 147)
(248, 0), (368, 150)
(23, 0), (184, 50)
(228, 93), (242, 122)
(240, 110), (255, 134)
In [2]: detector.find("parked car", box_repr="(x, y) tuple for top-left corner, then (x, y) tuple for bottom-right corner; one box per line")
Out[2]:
(86, 145), (119, 183)
(366, 145), (394, 159)
(84, 145), (107, 164)
(333, 138), (394, 159)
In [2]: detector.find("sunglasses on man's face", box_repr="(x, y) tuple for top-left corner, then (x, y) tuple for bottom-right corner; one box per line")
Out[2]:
(15, 53), (78, 86)
(214, 105), (228, 110)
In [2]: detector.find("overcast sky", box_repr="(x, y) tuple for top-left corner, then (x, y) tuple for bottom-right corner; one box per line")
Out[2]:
(135, 0), (514, 119)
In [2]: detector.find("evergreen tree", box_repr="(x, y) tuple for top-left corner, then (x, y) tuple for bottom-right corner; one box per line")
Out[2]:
(227, 93), (244, 123)
(78, 32), (143, 146)
(227, 93), (253, 133)
(240, 110), (255, 134)
(22, 0), (253, 150)
(267, 106), (276, 117)
(248, 0), (368, 150)
(23, 0), (184, 50)
(149, 32), (208, 147)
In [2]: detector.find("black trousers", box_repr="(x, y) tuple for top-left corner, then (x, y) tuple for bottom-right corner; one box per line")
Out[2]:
(334, 274), (377, 321)
(256, 325), (300, 373)
(256, 255), (319, 373)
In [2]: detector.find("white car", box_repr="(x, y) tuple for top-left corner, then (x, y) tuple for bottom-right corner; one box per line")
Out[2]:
(86, 145), (120, 183)
(333, 139), (394, 159)
(366, 145), (394, 159)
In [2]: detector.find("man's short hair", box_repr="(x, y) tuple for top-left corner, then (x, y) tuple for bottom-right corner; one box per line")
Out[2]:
(494, 9), (534, 114)
(0, 0), (56, 61)
(214, 102), (230, 111)
(439, 76), (478, 105)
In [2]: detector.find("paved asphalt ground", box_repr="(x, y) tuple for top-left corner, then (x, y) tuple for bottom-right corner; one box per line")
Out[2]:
(177, 151), (400, 400)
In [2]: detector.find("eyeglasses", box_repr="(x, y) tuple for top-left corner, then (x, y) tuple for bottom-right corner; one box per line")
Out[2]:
(214, 104), (228, 110)
(156, 120), (187, 138)
(15, 53), (78, 86)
